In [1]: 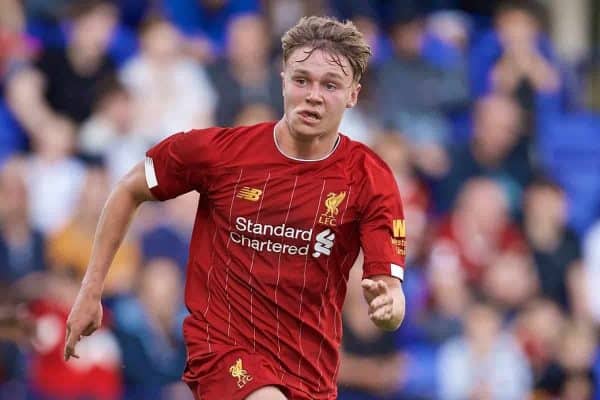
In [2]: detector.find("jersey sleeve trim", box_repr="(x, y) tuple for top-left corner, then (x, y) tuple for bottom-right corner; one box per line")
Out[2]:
(391, 264), (404, 281)
(145, 156), (158, 189)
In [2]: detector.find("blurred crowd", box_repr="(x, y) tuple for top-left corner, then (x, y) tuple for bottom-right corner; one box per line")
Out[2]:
(1, 0), (600, 399)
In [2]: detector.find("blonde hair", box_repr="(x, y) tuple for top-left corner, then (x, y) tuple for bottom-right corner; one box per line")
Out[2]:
(281, 16), (372, 82)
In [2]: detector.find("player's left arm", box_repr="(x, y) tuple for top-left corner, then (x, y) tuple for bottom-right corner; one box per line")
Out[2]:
(357, 151), (407, 331)
(361, 275), (405, 331)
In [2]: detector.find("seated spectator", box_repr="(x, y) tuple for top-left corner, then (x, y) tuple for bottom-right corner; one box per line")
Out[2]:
(375, 7), (469, 150)
(370, 133), (431, 222)
(554, 320), (597, 399)
(522, 179), (582, 311)
(422, 250), (471, 344)
(78, 77), (149, 184)
(430, 94), (533, 213)
(208, 14), (281, 127)
(437, 301), (533, 400)
(140, 191), (198, 272)
(482, 252), (539, 316)
(514, 299), (568, 398)
(33, 0), (119, 123)
(48, 165), (140, 296)
(111, 258), (187, 399)
(0, 158), (45, 283)
(120, 15), (216, 142)
(25, 270), (122, 399)
(469, 0), (562, 113)
(24, 114), (86, 234)
(430, 177), (528, 285)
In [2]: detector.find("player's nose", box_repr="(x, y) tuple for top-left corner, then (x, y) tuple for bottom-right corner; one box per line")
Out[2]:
(306, 82), (323, 104)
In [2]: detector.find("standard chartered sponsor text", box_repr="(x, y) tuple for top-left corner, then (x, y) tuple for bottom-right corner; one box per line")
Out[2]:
(231, 217), (313, 255)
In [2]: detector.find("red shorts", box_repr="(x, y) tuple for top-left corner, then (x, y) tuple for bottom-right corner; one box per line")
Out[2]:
(184, 346), (296, 400)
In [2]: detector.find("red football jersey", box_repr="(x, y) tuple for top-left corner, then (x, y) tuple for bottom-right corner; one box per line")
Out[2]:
(145, 121), (405, 399)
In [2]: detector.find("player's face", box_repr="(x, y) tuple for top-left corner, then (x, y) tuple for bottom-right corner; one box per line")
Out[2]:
(281, 47), (361, 139)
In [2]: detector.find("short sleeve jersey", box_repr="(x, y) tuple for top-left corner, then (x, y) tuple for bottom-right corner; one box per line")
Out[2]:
(145, 121), (406, 399)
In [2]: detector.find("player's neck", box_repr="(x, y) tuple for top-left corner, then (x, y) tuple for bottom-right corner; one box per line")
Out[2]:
(274, 119), (340, 161)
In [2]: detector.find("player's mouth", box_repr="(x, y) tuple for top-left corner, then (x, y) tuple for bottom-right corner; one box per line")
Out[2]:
(298, 110), (322, 124)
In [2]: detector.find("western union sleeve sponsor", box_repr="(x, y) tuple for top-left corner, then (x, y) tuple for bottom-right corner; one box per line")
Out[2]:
(392, 219), (406, 238)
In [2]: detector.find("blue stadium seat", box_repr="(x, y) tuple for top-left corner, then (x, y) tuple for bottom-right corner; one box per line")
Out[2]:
(0, 99), (28, 166)
(537, 113), (600, 234)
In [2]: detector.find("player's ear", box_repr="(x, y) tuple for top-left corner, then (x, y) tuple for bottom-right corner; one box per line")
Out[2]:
(346, 82), (361, 108)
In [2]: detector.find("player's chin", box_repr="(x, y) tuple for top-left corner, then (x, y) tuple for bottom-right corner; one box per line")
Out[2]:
(292, 119), (323, 137)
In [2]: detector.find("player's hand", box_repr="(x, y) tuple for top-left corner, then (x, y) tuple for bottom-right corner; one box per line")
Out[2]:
(64, 289), (103, 361)
(361, 279), (399, 330)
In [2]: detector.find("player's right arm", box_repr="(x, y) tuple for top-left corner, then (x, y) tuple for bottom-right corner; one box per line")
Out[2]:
(64, 162), (155, 361)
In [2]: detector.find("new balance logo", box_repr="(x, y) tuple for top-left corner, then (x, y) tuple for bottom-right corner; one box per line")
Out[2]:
(312, 229), (335, 258)
(237, 187), (263, 202)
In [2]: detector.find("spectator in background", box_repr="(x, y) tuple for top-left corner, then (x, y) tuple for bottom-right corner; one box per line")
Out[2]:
(522, 179), (582, 311)
(140, 191), (198, 272)
(430, 94), (533, 212)
(515, 299), (566, 398)
(208, 14), (281, 126)
(430, 177), (527, 285)
(0, 158), (45, 283)
(375, 7), (469, 156)
(33, 0), (118, 123)
(481, 252), (539, 316)
(111, 258), (187, 400)
(370, 133), (430, 222)
(25, 270), (123, 399)
(24, 114), (86, 235)
(437, 301), (533, 400)
(79, 77), (149, 184)
(120, 15), (217, 143)
(161, 0), (261, 60)
(469, 0), (561, 114)
(0, 157), (41, 400)
(48, 165), (140, 296)
(422, 249), (471, 345)
(554, 320), (597, 399)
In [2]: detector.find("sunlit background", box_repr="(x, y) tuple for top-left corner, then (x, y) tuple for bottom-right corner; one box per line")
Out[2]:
(1, 0), (600, 399)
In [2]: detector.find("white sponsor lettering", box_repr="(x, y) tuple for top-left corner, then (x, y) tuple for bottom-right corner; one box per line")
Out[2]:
(230, 231), (310, 255)
(235, 217), (313, 241)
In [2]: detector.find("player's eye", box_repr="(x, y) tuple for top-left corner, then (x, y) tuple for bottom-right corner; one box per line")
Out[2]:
(295, 78), (307, 86)
(325, 83), (337, 91)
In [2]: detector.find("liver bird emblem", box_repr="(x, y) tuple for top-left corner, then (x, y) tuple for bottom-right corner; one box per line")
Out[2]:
(229, 358), (253, 388)
(324, 192), (346, 218)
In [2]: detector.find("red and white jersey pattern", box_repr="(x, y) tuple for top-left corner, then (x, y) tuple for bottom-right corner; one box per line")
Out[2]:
(145, 121), (405, 399)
